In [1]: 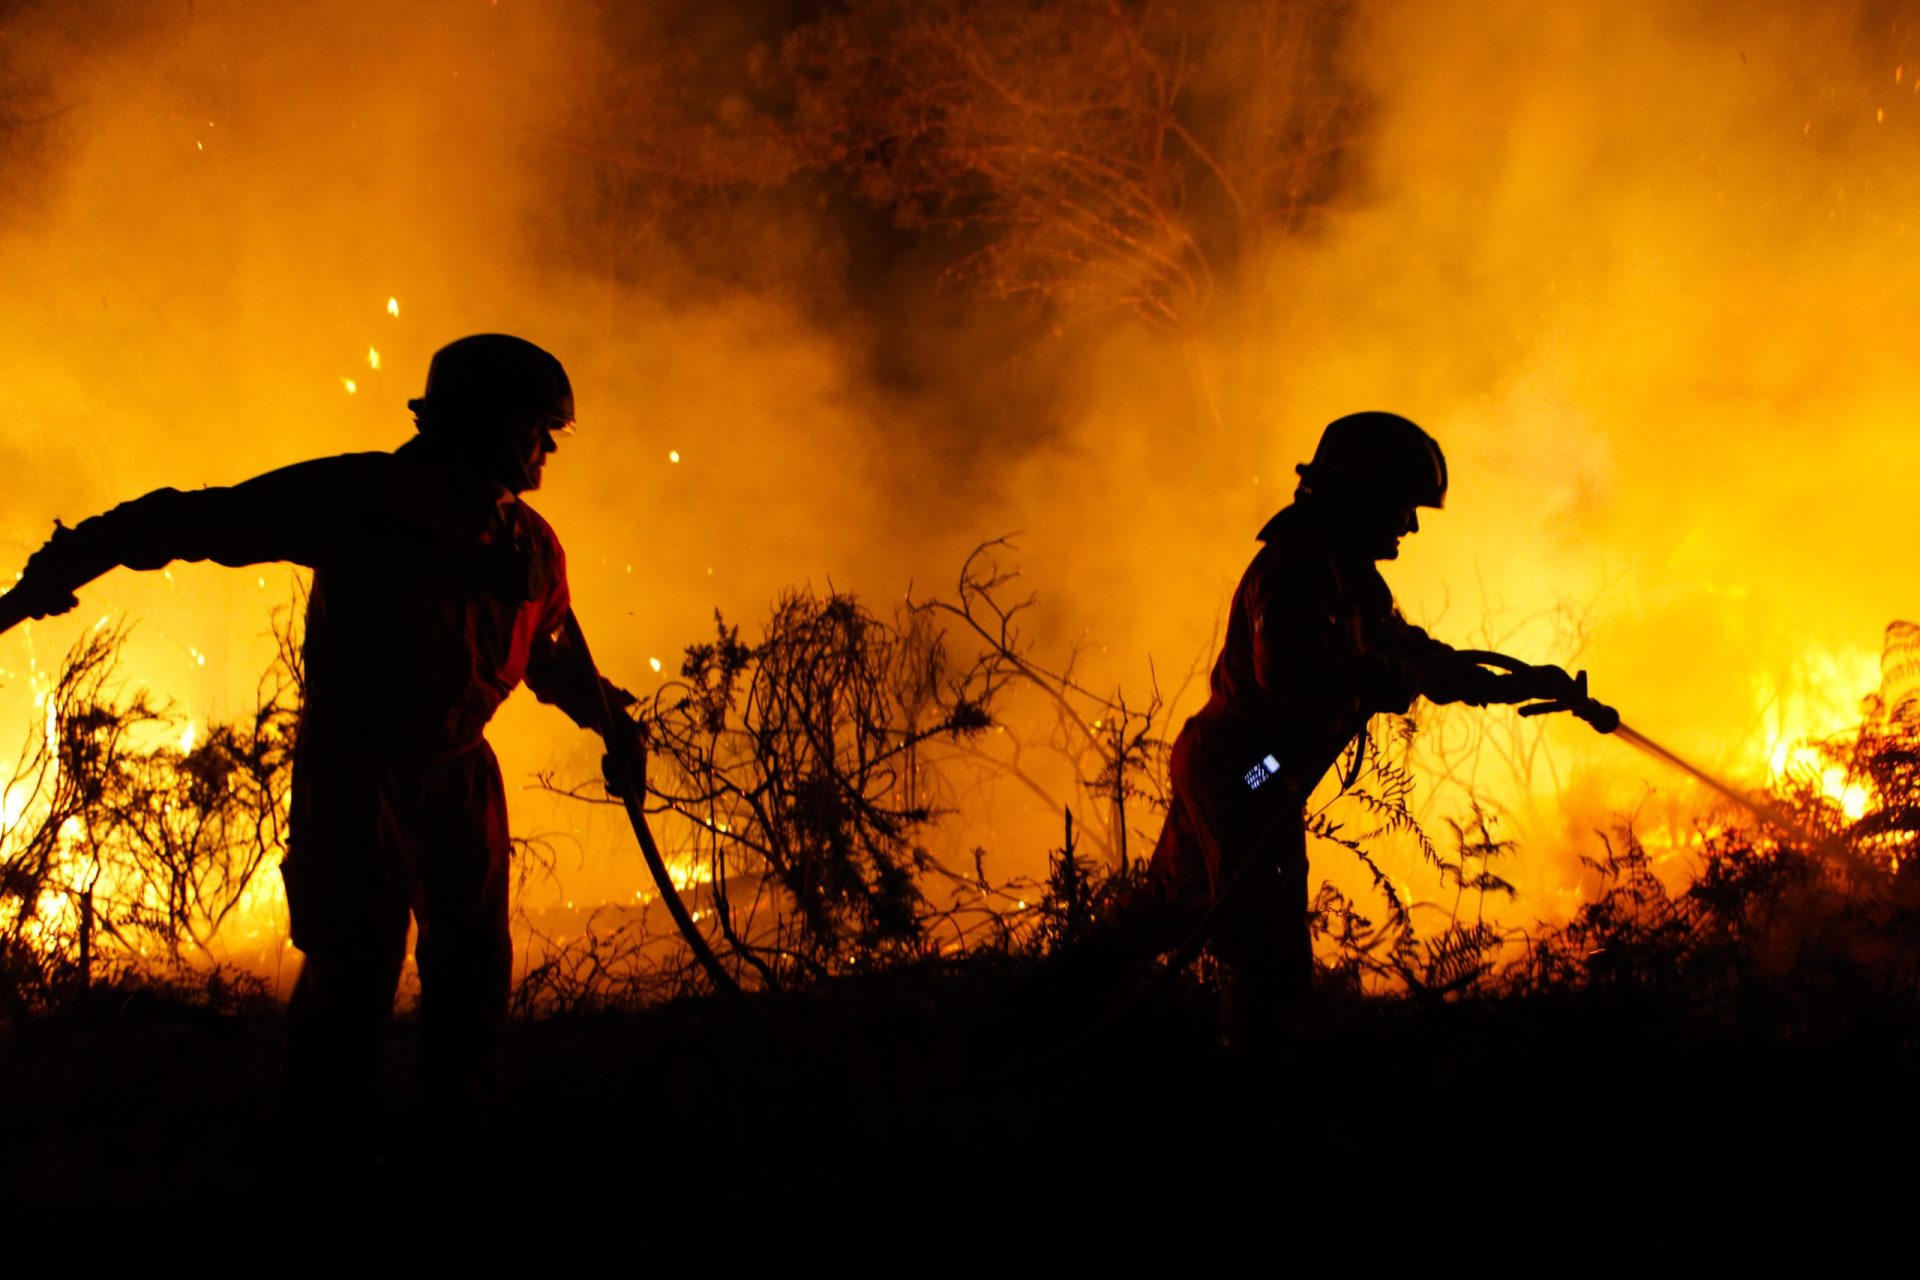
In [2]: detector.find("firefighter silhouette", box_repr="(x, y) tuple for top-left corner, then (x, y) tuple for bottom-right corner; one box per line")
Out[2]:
(1, 334), (641, 1138)
(1145, 412), (1580, 1040)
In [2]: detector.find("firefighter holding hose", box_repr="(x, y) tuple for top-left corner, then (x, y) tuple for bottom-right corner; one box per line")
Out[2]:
(0, 334), (643, 1148)
(1146, 411), (1607, 1044)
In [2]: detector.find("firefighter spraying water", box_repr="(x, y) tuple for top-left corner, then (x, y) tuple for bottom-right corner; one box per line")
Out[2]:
(0, 334), (647, 1160)
(1141, 412), (1625, 1044)
(1135, 411), (1871, 1044)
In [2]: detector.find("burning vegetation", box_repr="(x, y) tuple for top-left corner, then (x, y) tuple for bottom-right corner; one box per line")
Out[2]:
(0, 616), (299, 1016)
(4, 580), (1917, 1020)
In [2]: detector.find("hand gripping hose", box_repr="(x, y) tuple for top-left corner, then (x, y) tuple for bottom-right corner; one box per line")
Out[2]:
(1427, 648), (1621, 733)
(559, 609), (750, 1005)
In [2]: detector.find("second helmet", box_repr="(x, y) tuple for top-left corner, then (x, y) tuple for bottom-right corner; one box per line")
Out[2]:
(1295, 411), (1447, 509)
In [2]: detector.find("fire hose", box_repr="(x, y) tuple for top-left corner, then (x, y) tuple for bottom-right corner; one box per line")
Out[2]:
(561, 610), (759, 1012)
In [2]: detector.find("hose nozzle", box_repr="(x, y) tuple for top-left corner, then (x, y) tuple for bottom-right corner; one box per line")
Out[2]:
(1518, 668), (1619, 734)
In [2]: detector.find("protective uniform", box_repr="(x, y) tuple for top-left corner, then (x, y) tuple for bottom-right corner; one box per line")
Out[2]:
(1142, 412), (1541, 1018)
(14, 431), (626, 1116)
(1145, 501), (1449, 1001)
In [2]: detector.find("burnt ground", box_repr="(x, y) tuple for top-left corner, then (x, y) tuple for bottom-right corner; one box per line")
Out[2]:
(4, 956), (1915, 1219)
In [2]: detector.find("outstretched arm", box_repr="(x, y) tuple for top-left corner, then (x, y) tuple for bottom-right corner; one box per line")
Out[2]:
(0, 454), (380, 634)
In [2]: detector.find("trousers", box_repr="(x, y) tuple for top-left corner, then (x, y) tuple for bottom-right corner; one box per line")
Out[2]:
(280, 738), (513, 1118)
(1145, 712), (1312, 998)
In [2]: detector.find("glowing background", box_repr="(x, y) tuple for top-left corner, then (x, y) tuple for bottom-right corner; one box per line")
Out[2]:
(1, 0), (1911, 968)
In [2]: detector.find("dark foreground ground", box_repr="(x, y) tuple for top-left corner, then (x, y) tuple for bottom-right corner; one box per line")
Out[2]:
(5, 956), (1915, 1215)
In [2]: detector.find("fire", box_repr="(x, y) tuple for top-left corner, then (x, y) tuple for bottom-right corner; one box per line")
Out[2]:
(1766, 739), (1871, 821)
(367, 346), (380, 370)
(1752, 646), (1882, 821)
(665, 859), (711, 892)
(387, 296), (400, 317)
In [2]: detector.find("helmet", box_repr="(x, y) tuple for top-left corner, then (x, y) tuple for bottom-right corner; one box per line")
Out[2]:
(1295, 411), (1447, 509)
(408, 334), (574, 438)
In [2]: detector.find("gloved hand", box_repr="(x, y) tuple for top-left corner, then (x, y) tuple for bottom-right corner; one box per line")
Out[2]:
(1512, 663), (1580, 704)
(601, 710), (650, 801)
(0, 526), (91, 635)
(1514, 665), (1620, 732)
(1414, 653), (1618, 730)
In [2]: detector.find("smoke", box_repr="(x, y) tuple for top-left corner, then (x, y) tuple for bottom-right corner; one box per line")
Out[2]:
(1, 0), (1913, 929)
